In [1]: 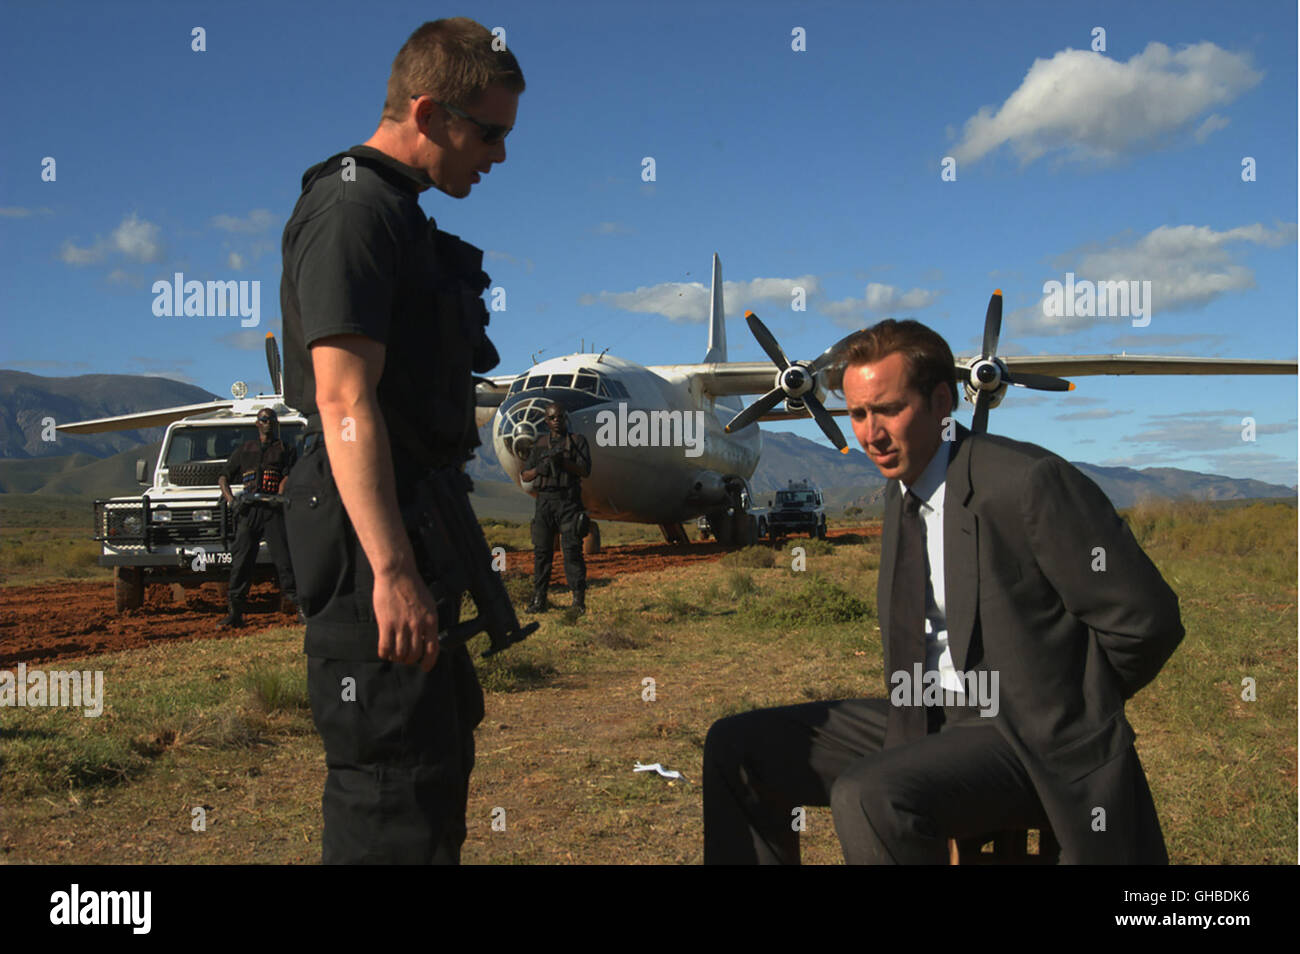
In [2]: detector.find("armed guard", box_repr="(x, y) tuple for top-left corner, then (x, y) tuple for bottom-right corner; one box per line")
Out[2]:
(279, 18), (525, 865)
(522, 402), (592, 613)
(216, 407), (297, 628)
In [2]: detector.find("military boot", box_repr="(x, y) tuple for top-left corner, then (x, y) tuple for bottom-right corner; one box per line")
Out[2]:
(218, 599), (245, 629)
(572, 587), (587, 616)
(526, 587), (549, 614)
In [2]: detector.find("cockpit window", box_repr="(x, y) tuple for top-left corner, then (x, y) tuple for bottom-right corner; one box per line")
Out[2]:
(508, 378), (524, 395)
(524, 376), (544, 391)
(599, 377), (629, 399)
(548, 374), (573, 389)
(574, 373), (599, 394)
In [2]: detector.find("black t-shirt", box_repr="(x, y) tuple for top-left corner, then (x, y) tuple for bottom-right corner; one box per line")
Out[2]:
(223, 438), (295, 494)
(280, 145), (491, 481)
(526, 433), (591, 492)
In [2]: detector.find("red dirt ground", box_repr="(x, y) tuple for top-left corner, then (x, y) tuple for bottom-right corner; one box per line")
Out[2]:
(0, 528), (878, 666)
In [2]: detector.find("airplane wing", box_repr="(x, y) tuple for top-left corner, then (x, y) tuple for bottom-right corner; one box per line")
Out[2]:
(650, 362), (776, 398)
(56, 402), (236, 435)
(474, 374), (520, 408)
(662, 354), (1296, 401)
(996, 355), (1298, 376)
(664, 355), (1297, 425)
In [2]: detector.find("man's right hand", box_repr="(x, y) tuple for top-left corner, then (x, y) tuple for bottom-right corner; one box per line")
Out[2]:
(372, 567), (441, 672)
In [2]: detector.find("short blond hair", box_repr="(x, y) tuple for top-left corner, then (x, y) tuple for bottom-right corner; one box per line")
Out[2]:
(381, 18), (525, 122)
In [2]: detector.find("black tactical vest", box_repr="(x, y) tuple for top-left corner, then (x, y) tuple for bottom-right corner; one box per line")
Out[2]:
(281, 150), (500, 486)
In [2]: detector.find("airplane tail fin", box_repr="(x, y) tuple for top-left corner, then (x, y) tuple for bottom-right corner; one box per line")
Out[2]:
(702, 253), (726, 364)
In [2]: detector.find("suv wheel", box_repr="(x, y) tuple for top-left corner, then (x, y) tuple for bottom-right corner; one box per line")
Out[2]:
(114, 566), (145, 612)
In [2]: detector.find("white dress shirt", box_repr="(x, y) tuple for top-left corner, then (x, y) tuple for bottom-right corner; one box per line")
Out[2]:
(902, 439), (965, 697)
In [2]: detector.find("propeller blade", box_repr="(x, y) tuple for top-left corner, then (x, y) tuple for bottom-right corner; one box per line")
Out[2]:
(725, 388), (785, 433)
(971, 390), (991, 434)
(981, 290), (1002, 359)
(1004, 370), (1074, 392)
(746, 311), (790, 370)
(803, 392), (850, 452)
(809, 331), (862, 374)
(265, 332), (282, 394)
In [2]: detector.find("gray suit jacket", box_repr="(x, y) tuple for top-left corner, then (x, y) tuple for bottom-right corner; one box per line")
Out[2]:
(877, 424), (1184, 863)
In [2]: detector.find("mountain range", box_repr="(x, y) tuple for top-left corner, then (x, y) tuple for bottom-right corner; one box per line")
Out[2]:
(1, 370), (1293, 514)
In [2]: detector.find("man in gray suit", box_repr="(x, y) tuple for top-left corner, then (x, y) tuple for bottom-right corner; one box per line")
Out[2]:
(703, 319), (1183, 864)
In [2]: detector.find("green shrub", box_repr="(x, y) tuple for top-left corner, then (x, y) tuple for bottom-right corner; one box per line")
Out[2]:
(750, 574), (873, 626)
(721, 546), (776, 568)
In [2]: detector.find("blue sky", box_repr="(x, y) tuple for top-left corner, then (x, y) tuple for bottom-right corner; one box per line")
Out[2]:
(2, 0), (1296, 485)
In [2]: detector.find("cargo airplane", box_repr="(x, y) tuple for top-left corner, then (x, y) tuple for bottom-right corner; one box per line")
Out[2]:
(61, 255), (1297, 546)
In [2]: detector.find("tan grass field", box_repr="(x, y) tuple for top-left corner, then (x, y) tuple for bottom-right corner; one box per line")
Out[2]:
(1, 500), (1295, 864)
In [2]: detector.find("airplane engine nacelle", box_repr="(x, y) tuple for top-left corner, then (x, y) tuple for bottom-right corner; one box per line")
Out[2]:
(687, 471), (730, 507)
(784, 381), (826, 416)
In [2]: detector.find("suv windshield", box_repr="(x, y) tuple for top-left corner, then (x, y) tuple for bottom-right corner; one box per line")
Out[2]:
(778, 492), (814, 505)
(164, 424), (305, 465)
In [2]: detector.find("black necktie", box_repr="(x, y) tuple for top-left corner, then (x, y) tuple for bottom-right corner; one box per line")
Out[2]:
(887, 490), (928, 745)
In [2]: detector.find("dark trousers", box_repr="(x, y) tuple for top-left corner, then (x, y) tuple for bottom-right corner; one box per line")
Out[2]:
(228, 503), (296, 608)
(703, 698), (1049, 864)
(306, 643), (484, 864)
(530, 491), (586, 596)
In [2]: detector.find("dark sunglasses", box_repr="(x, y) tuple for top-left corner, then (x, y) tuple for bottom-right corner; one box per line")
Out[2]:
(256, 416), (273, 423)
(414, 96), (512, 144)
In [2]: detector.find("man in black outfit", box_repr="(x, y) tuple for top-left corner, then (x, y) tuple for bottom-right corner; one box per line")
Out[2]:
(278, 18), (523, 864)
(521, 402), (591, 614)
(217, 407), (297, 628)
(703, 319), (1184, 864)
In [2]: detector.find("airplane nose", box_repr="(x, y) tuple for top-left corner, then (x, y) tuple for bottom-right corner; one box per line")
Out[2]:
(511, 420), (538, 459)
(498, 394), (551, 461)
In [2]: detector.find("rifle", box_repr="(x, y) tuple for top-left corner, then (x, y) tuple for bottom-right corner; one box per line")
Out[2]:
(401, 466), (538, 657)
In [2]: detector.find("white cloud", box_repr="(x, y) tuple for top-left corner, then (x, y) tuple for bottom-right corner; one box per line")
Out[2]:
(1120, 414), (1295, 453)
(106, 269), (146, 288)
(952, 42), (1261, 166)
(211, 209), (276, 233)
(111, 214), (162, 262)
(1009, 221), (1297, 336)
(229, 252), (245, 271)
(60, 240), (103, 265)
(61, 213), (163, 266)
(1193, 114), (1230, 143)
(486, 249), (536, 272)
(821, 283), (942, 327)
(1054, 408), (1131, 421)
(580, 276), (822, 324)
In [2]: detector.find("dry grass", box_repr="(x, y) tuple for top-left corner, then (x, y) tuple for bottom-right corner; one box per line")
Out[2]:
(1, 500), (1294, 864)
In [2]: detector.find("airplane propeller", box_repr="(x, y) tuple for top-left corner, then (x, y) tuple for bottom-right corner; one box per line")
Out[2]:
(960, 290), (1073, 434)
(726, 310), (853, 453)
(265, 332), (283, 395)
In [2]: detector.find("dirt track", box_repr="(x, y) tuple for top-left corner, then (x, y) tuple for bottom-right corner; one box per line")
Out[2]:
(0, 529), (878, 666)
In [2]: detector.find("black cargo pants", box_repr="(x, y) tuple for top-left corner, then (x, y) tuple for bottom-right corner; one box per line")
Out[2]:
(530, 489), (586, 599)
(306, 637), (483, 864)
(284, 440), (485, 864)
(227, 502), (297, 610)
